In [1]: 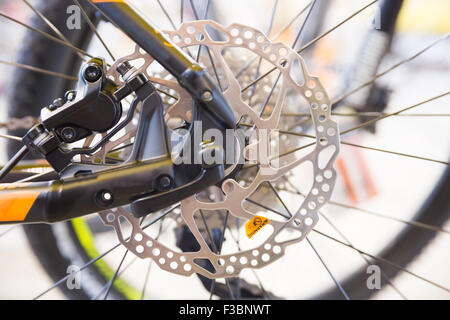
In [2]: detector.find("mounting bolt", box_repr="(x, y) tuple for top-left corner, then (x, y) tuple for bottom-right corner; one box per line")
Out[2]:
(156, 175), (173, 191)
(117, 61), (133, 76)
(47, 104), (57, 111)
(60, 127), (77, 142)
(65, 90), (77, 101)
(84, 64), (102, 82)
(117, 61), (139, 82)
(201, 90), (213, 102)
(53, 98), (64, 108)
(47, 98), (64, 111)
(96, 189), (114, 207)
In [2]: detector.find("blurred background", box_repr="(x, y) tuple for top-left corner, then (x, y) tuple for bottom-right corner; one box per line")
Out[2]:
(0, 0), (449, 299)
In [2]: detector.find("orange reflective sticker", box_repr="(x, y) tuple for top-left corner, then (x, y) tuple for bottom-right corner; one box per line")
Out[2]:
(0, 190), (39, 222)
(245, 216), (270, 239)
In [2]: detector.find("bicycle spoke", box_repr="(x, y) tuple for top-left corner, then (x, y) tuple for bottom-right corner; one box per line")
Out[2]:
(17, 171), (55, 183)
(267, 182), (292, 216)
(246, 178), (442, 298)
(268, 124), (450, 166)
(282, 177), (450, 236)
(33, 242), (121, 300)
(92, 253), (139, 300)
(312, 229), (450, 293)
(241, 0), (379, 92)
(245, 198), (290, 219)
(33, 204), (179, 299)
(299, 0), (378, 54)
(201, 210), (238, 300)
(242, 140), (315, 169)
(180, 0), (185, 24)
(189, 0), (223, 90)
(236, 0), (314, 79)
(318, 212), (408, 299)
(224, 222), (270, 299)
(0, 146), (30, 182)
(247, 0), (279, 106)
(209, 211), (234, 300)
(272, 1), (314, 41)
(265, 176), (350, 300)
(156, 0), (178, 30)
(0, 225), (19, 239)
(341, 142), (449, 166)
(210, 212), (235, 300)
(0, 133), (22, 142)
(22, 0), (85, 61)
(0, 59), (77, 81)
(140, 259), (153, 300)
(252, 91), (450, 166)
(306, 237), (350, 300)
(200, 210), (219, 252)
(100, 215), (167, 300)
(243, 0), (317, 131)
(0, 12), (94, 58)
(92, 249), (129, 300)
(281, 112), (450, 118)
(341, 91), (450, 135)
(139, 217), (166, 300)
(74, 0), (116, 61)
(242, 0), (318, 95)
(281, 176), (408, 298)
(333, 32), (450, 105)
(276, 141), (316, 161)
(328, 201), (450, 235)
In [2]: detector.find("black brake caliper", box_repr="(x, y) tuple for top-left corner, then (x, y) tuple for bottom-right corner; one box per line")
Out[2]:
(15, 58), (234, 223)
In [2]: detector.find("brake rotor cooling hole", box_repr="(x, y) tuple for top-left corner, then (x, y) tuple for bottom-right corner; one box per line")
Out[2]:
(226, 266), (235, 274)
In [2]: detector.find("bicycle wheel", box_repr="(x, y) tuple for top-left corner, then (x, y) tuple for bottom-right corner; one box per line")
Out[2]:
(1, 0), (449, 300)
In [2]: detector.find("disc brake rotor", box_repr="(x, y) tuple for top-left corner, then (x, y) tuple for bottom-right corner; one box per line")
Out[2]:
(95, 20), (340, 279)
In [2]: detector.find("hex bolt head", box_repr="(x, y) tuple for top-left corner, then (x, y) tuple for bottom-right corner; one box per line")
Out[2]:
(52, 98), (64, 108)
(60, 127), (77, 142)
(65, 90), (77, 101)
(47, 98), (65, 111)
(201, 90), (213, 102)
(84, 64), (102, 82)
(101, 191), (112, 202)
(117, 61), (133, 77)
(47, 104), (57, 111)
(96, 190), (114, 207)
(157, 175), (173, 190)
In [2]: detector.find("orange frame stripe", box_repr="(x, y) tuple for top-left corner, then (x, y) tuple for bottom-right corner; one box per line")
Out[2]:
(0, 190), (40, 222)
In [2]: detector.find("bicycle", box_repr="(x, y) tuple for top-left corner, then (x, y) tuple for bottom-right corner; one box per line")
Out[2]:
(0, 0), (449, 300)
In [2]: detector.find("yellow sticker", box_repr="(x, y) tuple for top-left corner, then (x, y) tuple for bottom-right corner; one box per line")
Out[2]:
(245, 216), (270, 239)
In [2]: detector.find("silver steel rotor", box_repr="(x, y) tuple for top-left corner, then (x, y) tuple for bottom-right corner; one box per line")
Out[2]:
(97, 20), (340, 279)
